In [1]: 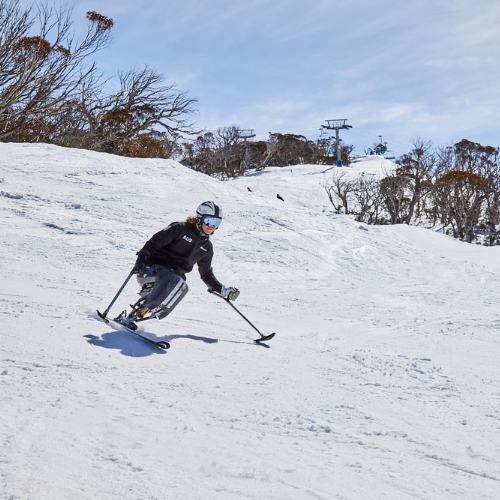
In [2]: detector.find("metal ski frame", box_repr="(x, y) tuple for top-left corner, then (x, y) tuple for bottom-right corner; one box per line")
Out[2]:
(96, 272), (170, 349)
(97, 272), (134, 323)
(209, 290), (276, 343)
(97, 273), (156, 324)
(125, 297), (156, 323)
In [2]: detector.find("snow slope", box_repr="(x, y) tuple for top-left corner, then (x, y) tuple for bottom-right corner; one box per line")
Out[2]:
(1, 143), (499, 499)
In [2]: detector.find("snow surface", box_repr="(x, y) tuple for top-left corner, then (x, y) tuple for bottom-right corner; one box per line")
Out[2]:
(1, 143), (500, 500)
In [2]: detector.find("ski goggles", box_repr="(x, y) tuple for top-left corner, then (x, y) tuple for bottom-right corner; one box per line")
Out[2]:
(202, 215), (222, 228)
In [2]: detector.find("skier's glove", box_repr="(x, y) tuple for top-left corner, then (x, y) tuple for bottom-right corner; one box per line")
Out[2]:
(131, 250), (149, 274)
(131, 260), (146, 275)
(220, 285), (239, 301)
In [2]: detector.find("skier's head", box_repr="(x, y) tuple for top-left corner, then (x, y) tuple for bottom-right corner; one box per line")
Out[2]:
(196, 201), (223, 236)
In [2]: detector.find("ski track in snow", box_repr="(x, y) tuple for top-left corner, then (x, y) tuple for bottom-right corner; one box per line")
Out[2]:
(1, 144), (500, 499)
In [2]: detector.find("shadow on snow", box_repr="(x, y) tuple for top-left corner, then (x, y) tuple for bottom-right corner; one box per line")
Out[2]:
(84, 330), (219, 357)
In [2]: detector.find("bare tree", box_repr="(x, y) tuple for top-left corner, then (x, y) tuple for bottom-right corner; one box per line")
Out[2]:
(434, 170), (489, 242)
(379, 174), (411, 224)
(324, 171), (384, 224)
(482, 190), (500, 245)
(181, 132), (215, 173)
(453, 139), (500, 180)
(246, 140), (267, 170)
(59, 65), (199, 155)
(323, 138), (500, 243)
(395, 138), (436, 224)
(432, 140), (500, 242)
(181, 126), (244, 178)
(351, 174), (384, 224)
(0, 1), (113, 140)
(264, 133), (319, 166)
(324, 171), (356, 214)
(317, 136), (354, 166)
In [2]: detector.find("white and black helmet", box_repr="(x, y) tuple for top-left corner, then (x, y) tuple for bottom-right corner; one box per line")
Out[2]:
(196, 201), (223, 233)
(196, 201), (223, 219)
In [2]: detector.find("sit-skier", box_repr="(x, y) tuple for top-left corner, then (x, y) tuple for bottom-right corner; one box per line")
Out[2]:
(114, 201), (239, 330)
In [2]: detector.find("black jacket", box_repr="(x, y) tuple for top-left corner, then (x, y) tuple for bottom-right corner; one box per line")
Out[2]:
(135, 222), (222, 292)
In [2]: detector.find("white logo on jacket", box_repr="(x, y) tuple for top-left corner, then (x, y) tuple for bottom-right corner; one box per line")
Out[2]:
(200, 246), (208, 252)
(183, 235), (193, 243)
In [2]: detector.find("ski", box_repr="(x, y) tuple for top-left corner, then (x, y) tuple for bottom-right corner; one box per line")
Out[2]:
(96, 310), (170, 350)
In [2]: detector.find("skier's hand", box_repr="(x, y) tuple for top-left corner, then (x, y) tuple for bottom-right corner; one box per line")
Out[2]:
(131, 261), (146, 274)
(221, 285), (239, 301)
(131, 250), (149, 274)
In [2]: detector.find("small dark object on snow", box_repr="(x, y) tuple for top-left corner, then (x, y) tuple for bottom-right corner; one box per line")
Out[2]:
(277, 194), (284, 201)
(247, 187), (252, 192)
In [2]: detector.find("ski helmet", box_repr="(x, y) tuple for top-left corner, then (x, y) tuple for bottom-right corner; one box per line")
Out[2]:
(196, 201), (223, 219)
(196, 201), (223, 234)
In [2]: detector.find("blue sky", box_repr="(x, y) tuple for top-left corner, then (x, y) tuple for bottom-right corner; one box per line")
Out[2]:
(25, 0), (500, 156)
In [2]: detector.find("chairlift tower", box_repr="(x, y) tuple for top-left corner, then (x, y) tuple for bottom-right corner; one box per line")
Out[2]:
(238, 129), (256, 169)
(321, 119), (352, 166)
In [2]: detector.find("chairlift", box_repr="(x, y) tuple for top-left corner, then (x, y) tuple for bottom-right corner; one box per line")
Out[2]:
(374, 135), (395, 160)
(374, 143), (387, 155)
